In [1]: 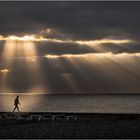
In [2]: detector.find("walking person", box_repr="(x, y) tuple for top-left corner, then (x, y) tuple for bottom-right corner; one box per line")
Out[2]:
(13, 96), (21, 112)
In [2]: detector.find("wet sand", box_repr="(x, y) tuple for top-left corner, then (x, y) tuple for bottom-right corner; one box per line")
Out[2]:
(0, 112), (140, 139)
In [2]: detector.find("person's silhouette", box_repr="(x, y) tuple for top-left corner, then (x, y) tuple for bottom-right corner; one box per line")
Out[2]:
(13, 96), (21, 112)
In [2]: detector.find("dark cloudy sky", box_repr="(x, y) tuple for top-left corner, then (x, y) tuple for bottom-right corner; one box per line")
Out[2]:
(0, 1), (140, 39)
(0, 1), (140, 94)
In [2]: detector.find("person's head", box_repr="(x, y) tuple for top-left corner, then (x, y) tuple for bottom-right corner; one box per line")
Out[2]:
(17, 96), (19, 98)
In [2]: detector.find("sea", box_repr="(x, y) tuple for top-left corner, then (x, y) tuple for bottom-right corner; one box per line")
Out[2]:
(0, 94), (140, 113)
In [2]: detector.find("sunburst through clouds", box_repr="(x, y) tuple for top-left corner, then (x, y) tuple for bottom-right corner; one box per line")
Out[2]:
(0, 33), (139, 93)
(0, 35), (44, 93)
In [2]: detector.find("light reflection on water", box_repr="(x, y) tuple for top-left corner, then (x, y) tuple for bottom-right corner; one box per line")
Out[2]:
(0, 94), (43, 112)
(0, 94), (140, 113)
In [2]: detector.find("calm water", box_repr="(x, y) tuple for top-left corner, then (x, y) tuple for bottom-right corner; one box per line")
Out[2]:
(0, 94), (140, 113)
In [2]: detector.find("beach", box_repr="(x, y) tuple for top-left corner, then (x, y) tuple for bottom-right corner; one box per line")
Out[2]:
(0, 112), (140, 139)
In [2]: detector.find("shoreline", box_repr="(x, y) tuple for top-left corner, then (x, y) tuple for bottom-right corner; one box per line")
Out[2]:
(0, 112), (140, 121)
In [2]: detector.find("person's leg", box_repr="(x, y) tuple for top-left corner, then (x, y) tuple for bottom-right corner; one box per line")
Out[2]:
(13, 106), (16, 112)
(17, 106), (20, 112)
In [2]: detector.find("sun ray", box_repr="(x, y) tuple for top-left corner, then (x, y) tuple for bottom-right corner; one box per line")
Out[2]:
(1, 35), (44, 93)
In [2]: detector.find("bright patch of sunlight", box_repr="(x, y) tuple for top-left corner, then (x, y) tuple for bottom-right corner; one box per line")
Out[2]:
(0, 69), (9, 73)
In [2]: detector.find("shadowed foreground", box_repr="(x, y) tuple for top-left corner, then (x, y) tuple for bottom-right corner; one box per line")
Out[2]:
(0, 112), (140, 139)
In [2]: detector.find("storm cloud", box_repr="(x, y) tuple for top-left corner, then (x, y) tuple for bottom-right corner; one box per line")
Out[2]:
(0, 1), (140, 54)
(0, 1), (140, 40)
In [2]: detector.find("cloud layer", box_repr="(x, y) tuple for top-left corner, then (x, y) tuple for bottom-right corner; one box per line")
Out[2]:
(0, 2), (140, 40)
